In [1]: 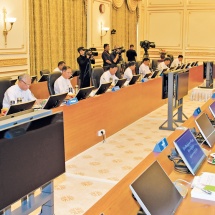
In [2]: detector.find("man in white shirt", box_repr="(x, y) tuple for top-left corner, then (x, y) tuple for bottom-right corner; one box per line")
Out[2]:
(100, 64), (119, 86)
(53, 61), (66, 73)
(171, 55), (183, 68)
(157, 57), (171, 72)
(123, 61), (136, 81)
(54, 66), (74, 94)
(3, 74), (36, 108)
(139, 58), (151, 77)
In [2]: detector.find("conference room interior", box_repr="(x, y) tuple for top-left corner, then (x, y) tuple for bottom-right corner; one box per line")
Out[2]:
(1, 0), (215, 215)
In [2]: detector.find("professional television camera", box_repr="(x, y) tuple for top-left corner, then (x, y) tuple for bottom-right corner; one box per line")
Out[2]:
(140, 40), (155, 58)
(84, 48), (98, 58)
(112, 47), (126, 55)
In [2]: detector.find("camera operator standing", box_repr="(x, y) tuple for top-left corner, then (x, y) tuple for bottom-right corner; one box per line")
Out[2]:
(77, 47), (95, 88)
(102, 44), (112, 71)
(110, 46), (123, 65)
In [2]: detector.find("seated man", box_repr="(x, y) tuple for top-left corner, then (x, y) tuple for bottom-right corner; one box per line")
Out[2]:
(53, 61), (66, 73)
(139, 58), (152, 77)
(157, 57), (171, 72)
(100, 64), (119, 86)
(123, 61), (136, 81)
(3, 74), (36, 108)
(54, 66), (74, 95)
(171, 55), (183, 68)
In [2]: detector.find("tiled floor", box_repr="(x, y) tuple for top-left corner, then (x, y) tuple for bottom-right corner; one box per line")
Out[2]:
(27, 92), (204, 215)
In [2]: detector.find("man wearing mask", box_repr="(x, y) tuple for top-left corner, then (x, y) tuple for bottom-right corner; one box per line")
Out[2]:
(77, 47), (95, 88)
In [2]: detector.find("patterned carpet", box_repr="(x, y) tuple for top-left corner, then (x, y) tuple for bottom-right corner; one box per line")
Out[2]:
(27, 91), (204, 215)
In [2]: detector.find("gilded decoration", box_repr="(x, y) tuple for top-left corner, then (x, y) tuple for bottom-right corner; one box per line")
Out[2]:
(112, 0), (124, 9)
(0, 58), (27, 67)
(127, 0), (138, 12)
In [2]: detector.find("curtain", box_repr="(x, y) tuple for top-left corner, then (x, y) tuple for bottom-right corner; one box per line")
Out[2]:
(111, 1), (137, 52)
(29, 0), (87, 76)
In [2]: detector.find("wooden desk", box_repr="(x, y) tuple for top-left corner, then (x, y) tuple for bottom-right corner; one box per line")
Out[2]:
(85, 98), (215, 215)
(28, 66), (204, 161)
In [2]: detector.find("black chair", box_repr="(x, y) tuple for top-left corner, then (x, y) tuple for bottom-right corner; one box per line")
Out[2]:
(0, 78), (12, 109)
(116, 64), (122, 79)
(151, 59), (158, 71)
(135, 61), (142, 74)
(72, 70), (80, 77)
(10, 78), (17, 85)
(40, 69), (50, 76)
(91, 67), (104, 88)
(47, 72), (61, 95)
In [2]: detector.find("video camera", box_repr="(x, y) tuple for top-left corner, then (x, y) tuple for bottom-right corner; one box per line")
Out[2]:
(84, 48), (98, 57)
(140, 40), (155, 57)
(112, 47), (126, 55)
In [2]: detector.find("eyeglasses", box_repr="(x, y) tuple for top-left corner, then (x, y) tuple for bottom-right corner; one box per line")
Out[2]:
(21, 80), (31, 86)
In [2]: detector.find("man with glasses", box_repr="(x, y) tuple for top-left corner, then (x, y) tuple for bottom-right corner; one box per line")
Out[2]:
(54, 66), (74, 95)
(2, 73), (36, 108)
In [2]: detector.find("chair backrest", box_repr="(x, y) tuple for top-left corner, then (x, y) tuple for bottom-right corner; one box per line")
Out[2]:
(116, 64), (122, 79)
(40, 69), (50, 76)
(72, 70), (80, 77)
(135, 61), (142, 74)
(47, 72), (61, 95)
(91, 67), (104, 88)
(0, 78), (12, 109)
(151, 59), (158, 71)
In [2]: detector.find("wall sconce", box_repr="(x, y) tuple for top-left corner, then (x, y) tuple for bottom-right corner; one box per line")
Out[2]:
(3, 8), (16, 46)
(100, 22), (109, 45)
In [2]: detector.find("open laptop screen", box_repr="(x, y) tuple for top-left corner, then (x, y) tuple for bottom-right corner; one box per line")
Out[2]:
(130, 161), (182, 215)
(195, 112), (215, 147)
(76, 86), (94, 101)
(173, 129), (206, 175)
(43, 93), (67, 109)
(95, 82), (112, 95)
(129, 75), (140, 85)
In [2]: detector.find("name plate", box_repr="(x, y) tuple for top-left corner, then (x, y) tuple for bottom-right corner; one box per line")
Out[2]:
(193, 107), (201, 117)
(153, 137), (168, 153)
(112, 86), (120, 92)
(67, 97), (78, 106)
(212, 93), (215, 99)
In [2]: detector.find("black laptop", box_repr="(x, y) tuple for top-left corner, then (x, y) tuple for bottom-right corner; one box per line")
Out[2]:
(151, 70), (159, 79)
(95, 82), (112, 95)
(43, 93), (68, 109)
(129, 75), (140, 85)
(76, 86), (94, 101)
(6, 100), (36, 115)
(143, 73), (151, 79)
(115, 78), (127, 88)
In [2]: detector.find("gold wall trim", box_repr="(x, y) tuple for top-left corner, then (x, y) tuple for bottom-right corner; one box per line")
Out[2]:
(0, 58), (28, 67)
(185, 52), (215, 57)
(147, 0), (183, 7)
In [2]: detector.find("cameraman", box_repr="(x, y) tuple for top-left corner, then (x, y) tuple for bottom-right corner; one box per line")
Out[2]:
(110, 46), (123, 65)
(77, 47), (95, 88)
(102, 43), (112, 71)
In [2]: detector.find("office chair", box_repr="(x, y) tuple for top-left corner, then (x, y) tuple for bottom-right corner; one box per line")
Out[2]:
(135, 61), (142, 74)
(91, 67), (104, 88)
(40, 69), (50, 76)
(47, 72), (61, 95)
(116, 64), (122, 79)
(72, 70), (80, 77)
(0, 78), (12, 109)
(10, 78), (17, 85)
(151, 59), (158, 71)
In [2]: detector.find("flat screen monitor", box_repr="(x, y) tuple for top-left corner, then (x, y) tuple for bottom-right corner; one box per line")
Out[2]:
(143, 73), (151, 79)
(176, 71), (189, 100)
(185, 63), (191, 69)
(195, 112), (215, 148)
(0, 112), (65, 211)
(130, 161), (183, 215)
(115, 78), (127, 88)
(175, 65), (181, 70)
(38, 74), (49, 82)
(194, 61), (198, 66)
(151, 70), (159, 79)
(6, 100), (35, 115)
(95, 82), (112, 95)
(173, 129), (206, 175)
(129, 74), (140, 85)
(31, 76), (37, 83)
(209, 101), (215, 119)
(43, 93), (67, 109)
(190, 62), (196, 67)
(180, 64), (186, 69)
(76, 86), (94, 101)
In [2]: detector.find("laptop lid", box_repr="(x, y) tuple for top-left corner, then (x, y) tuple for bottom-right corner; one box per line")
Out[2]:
(143, 73), (151, 79)
(75, 86), (94, 101)
(129, 74), (140, 85)
(95, 82), (112, 95)
(43, 93), (67, 109)
(195, 112), (215, 147)
(115, 78), (127, 88)
(173, 129), (206, 175)
(6, 100), (36, 116)
(151, 70), (159, 79)
(130, 161), (183, 215)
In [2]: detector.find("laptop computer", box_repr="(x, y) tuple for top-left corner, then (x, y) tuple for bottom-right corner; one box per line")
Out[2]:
(185, 63), (191, 69)
(150, 70), (159, 79)
(195, 112), (215, 148)
(38, 74), (49, 82)
(143, 73), (151, 79)
(175, 65), (181, 70)
(129, 74), (140, 85)
(42, 93), (68, 109)
(159, 68), (168, 76)
(6, 100), (36, 115)
(95, 82), (112, 95)
(130, 161), (183, 215)
(173, 129), (206, 175)
(75, 86), (94, 101)
(115, 78), (127, 88)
